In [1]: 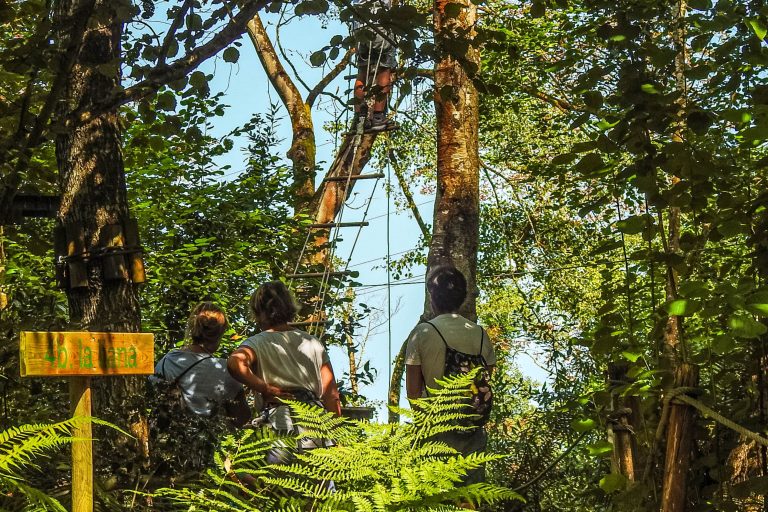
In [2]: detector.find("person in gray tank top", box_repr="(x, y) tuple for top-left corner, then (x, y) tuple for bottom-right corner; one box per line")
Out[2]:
(152, 302), (250, 424)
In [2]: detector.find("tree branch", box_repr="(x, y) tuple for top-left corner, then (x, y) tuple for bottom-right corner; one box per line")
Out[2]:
(18, 0), (96, 157)
(307, 48), (354, 107)
(519, 84), (579, 113)
(276, 8), (311, 94)
(66, 0), (267, 130)
(387, 145), (430, 238)
(0, 0), (96, 220)
(157, 0), (194, 66)
(246, 12), (306, 123)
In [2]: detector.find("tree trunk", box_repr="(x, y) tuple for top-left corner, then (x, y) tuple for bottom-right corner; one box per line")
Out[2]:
(659, 3), (693, 508)
(54, 0), (146, 483)
(661, 363), (699, 512)
(246, 14), (316, 210)
(608, 363), (638, 482)
(428, 0), (480, 321)
(388, 0), (481, 420)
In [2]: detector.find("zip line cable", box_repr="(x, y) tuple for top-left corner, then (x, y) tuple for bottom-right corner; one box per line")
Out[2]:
(386, 116), (393, 389)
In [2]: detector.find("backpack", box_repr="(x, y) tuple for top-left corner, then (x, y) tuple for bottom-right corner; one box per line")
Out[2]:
(147, 355), (230, 478)
(425, 321), (493, 430)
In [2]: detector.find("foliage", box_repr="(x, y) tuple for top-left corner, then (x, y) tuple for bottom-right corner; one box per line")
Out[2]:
(0, 418), (103, 511)
(151, 372), (522, 511)
(124, 99), (306, 350)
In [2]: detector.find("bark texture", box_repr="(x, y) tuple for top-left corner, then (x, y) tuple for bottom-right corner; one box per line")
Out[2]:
(388, 0), (481, 420)
(608, 363), (638, 482)
(247, 14), (316, 208)
(661, 363), (699, 512)
(54, 0), (145, 482)
(428, 0), (480, 320)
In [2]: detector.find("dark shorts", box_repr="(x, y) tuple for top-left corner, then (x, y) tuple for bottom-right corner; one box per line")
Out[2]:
(355, 28), (397, 70)
(433, 429), (488, 484)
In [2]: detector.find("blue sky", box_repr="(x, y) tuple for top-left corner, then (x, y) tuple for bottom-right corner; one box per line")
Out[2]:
(196, 9), (548, 417)
(197, 12), (431, 417)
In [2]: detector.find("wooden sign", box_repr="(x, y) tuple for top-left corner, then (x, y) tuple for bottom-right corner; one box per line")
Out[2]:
(20, 331), (154, 377)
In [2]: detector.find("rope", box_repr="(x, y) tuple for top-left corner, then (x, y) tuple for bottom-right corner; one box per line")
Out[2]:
(642, 386), (768, 484)
(669, 390), (768, 448)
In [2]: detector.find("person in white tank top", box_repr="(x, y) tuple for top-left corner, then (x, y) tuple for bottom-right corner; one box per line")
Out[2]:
(227, 281), (341, 420)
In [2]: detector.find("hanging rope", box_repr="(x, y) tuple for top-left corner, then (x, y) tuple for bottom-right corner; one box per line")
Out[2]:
(386, 139), (393, 388)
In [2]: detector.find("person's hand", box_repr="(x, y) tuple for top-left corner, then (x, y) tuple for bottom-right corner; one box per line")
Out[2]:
(263, 384), (292, 402)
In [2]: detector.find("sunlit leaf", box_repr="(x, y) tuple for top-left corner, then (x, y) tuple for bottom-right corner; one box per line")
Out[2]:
(599, 473), (627, 493)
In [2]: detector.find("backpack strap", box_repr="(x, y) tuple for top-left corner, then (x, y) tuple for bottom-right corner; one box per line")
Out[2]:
(427, 320), (487, 359)
(478, 327), (488, 364)
(160, 353), (212, 385)
(424, 320), (449, 348)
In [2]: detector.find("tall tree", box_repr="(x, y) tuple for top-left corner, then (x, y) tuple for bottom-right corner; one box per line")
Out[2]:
(387, 0), (480, 419)
(53, 0), (147, 483)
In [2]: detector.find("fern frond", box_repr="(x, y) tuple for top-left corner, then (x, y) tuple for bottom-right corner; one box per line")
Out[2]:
(439, 482), (526, 506)
(0, 476), (67, 512)
(260, 475), (336, 499)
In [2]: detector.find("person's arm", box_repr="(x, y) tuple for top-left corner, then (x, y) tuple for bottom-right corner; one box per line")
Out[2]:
(320, 361), (341, 416)
(406, 364), (424, 400)
(227, 347), (288, 400)
(225, 389), (252, 428)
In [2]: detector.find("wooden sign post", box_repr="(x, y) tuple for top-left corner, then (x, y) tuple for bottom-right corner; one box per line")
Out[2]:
(20, 331), (154, 512)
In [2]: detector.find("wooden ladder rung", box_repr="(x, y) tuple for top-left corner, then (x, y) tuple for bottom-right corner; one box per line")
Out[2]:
(309, 222), (369, 228)
(324, 173), (385, 182)
(286, 271), (355, 279)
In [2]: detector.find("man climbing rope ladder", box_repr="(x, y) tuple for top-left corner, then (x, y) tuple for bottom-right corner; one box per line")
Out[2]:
(349, 0), (398, 133)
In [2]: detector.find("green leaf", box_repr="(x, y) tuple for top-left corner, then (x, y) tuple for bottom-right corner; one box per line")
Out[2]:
(309, 50), (326, 67)
(729, 314), (768, 339)
(571, 418), (597, 432)
(583, 90), (603, 109)
(587, 440), (613, 457)
(747, 18), (768, 41)
(746, 303), (768, 316)
(615, 215), (648, 235)
(600, 473), (627, 493)
(551, 153), (577, 166)
(189, 70), (207, 90)
(665, 299), (701, 317)
(712, 335), (735, 355)
(186, 12), (203, 31)
(641, 83), (661, 94)
(573, 153), (607, 175)
(741, 123), (768, 142)
(746, 292), (768, 317)
(222, 47), (240, 63)
(688, 0), (711, 10)
(530, 1), (545, 18)
(444, 2), (463, 17)
(156, 92), (176, 111)
(621, 351), (642, 363)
